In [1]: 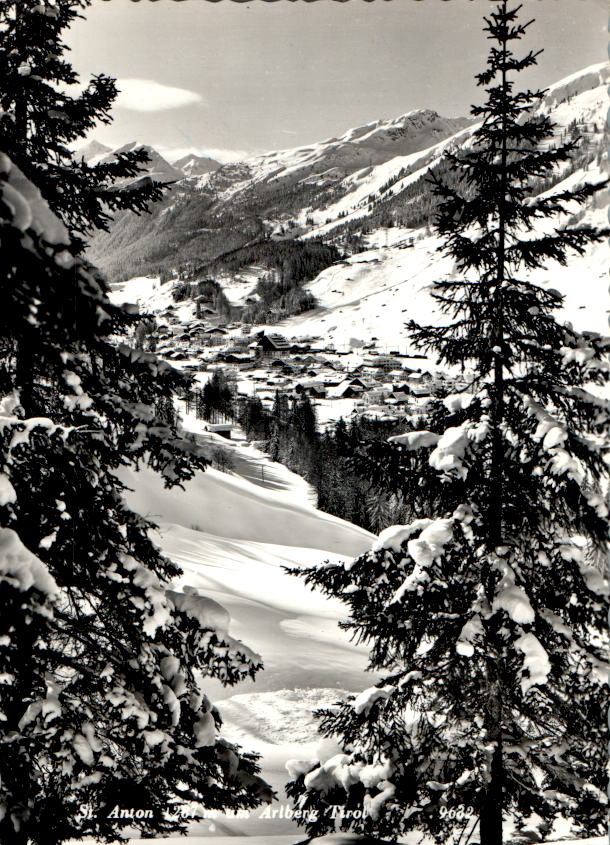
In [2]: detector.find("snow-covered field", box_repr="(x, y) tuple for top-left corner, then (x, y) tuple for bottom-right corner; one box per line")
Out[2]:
(120, 452), (375, 700)
(112, 424), (377, 838)
(179, 406), (318, 505)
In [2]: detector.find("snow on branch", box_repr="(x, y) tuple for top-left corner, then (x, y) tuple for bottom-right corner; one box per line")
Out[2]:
(387, 431), (440, 449)
(353, 685), (396, 716)
(491, 558), (535, 625)
(515, 633), (551, 694)
(428, 419), (490, 479)
(0, 527), (58, 597)
(386, 519), (455, 603)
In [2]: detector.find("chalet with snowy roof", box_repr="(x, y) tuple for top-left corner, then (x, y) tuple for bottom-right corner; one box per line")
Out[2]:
(364, 387), (390, 405)
(217, 352), (251, 365)
(410, 383), (432, 397)
(346, 376), (366, 389)
(198, 326), (229, 347)
(365, 355), (402, 372)
(269, 359), (295, 376)
(327, 379), (366, 399)
(321, 374), (343, 388)
(295, 381), (326, 398)
(253, 332), (291, 359)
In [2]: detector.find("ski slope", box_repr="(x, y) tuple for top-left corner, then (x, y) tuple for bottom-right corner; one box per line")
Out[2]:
(113, 439), (377, 839)
(121, 461), (370, 556)
(119, 442), (376, 700)
(272, 190), (609, 353)
(179, 406), (318, 505)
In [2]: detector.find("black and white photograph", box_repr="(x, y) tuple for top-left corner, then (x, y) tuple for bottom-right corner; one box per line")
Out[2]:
(0, 1), (608, 844)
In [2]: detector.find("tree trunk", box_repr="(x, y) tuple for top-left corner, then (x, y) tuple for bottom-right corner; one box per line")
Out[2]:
(15, 343), (37, 417)
(479, 740), (503, 845)
(484, 9), (509, 845)
(13, 2), (37, 417)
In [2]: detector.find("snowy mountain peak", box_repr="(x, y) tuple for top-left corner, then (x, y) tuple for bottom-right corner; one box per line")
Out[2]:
(101, 142), (185, 183)
(75, 139), (112, 165)
(235, 108), (471, 188)
(87, 62), (608, 288)
(172, 152), (221, 177)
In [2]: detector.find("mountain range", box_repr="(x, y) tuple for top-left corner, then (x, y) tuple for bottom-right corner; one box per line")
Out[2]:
(85, 108), (472, 281)
(86, 62), (609, 317)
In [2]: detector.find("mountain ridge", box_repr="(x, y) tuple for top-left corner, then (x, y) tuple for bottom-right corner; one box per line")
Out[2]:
(87, 62), (608, 288)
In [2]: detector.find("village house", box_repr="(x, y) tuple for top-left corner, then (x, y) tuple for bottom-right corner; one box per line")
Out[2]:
(196, 304), (216, 320)
(202, 327), (229, 347)
(217, 353), (251, 365)
(364, 386), (391, 405)
(269, 359), (296, 376)
(253, 332), (291, 360)
(294, 381), (327, 399)
(320, 372), (343, 389)
(327, 379), (365, 399)
(389, 389), (411, 405)
(409, 383), (432, 398)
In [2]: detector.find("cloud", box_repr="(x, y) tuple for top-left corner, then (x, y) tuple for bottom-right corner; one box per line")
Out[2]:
(115, 78), (204, 113)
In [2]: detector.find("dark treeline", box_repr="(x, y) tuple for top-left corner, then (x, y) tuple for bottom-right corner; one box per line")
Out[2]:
(198, 371), (235, 421)
(201, 239), (340, 285)
(172, 278), (239, 321)
(243, 280), (316, 324)
(200, 239), (340, 323)
(235, 390), (415, 532)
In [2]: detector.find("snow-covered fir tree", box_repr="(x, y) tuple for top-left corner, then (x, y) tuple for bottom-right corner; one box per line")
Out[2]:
(286, 5), (609, 845)
(0, 0), (163, 242)
(0, 157), (272, 844)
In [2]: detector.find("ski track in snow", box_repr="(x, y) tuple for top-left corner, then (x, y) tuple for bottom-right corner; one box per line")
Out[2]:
(179, 407), (318, 505)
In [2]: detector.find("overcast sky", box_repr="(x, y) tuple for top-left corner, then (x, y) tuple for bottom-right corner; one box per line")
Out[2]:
(66, 0), (608, 163)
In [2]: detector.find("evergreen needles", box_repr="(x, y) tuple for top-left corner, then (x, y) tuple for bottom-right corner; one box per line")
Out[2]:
(0, 0), (164, 245)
